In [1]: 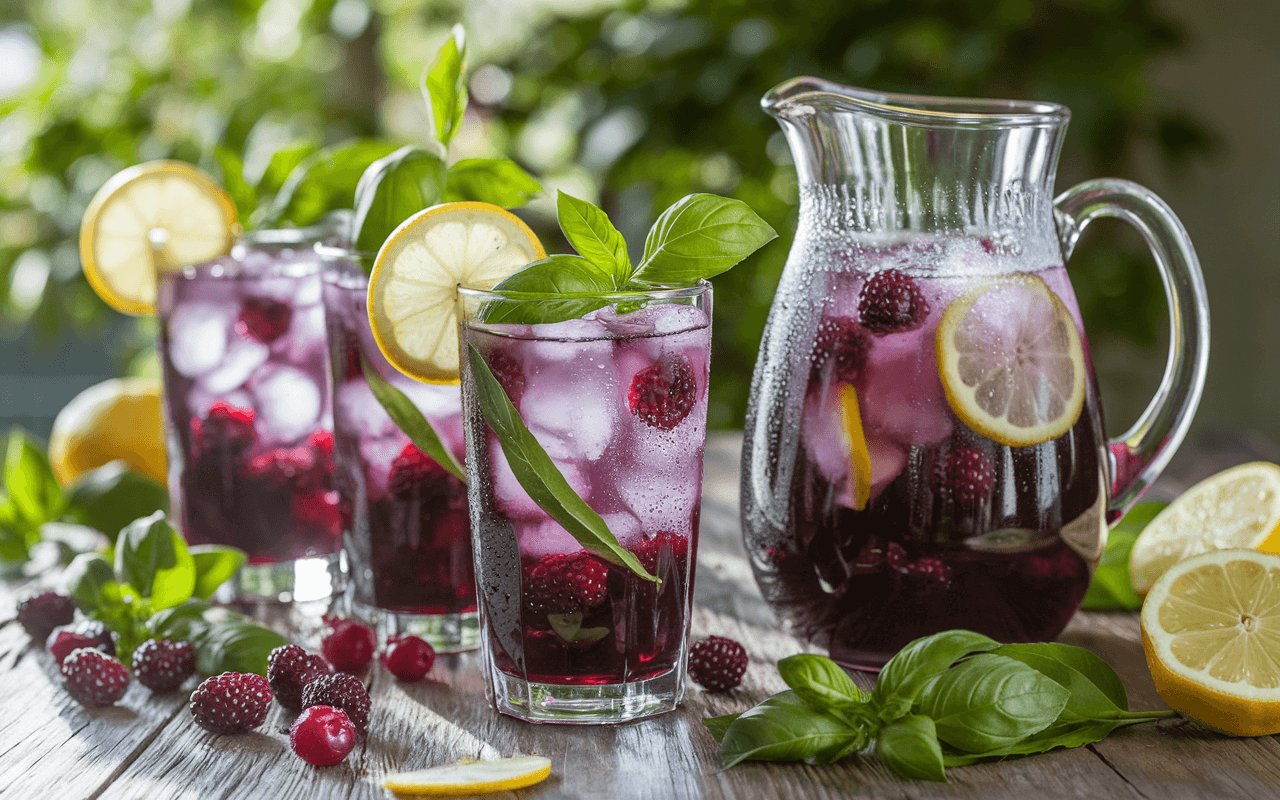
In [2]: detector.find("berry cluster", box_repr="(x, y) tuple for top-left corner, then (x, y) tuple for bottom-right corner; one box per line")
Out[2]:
(628, 353), (698, 431)
(522, 552), (611, 616)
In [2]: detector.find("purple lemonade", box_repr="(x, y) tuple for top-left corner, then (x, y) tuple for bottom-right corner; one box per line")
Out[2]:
(461, 287), (711, 722)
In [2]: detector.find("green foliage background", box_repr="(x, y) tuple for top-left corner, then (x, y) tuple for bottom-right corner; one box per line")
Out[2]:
(0, 0), (1214, 427)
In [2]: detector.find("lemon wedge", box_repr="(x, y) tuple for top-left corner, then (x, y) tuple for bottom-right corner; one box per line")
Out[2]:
(47, 377), (167, 486)
(936, 274), (1086, 447)
(367, 201), (545, 384)
(1142, 548), (1280, 736)
(384, 756), (552, 796)
(838, 384), (872, 511)
(1129, 462), (1280, 596)
(79, 161), (238, 315)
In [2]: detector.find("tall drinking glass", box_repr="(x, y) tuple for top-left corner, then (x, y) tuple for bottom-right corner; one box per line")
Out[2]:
(458, 283), (712, 724)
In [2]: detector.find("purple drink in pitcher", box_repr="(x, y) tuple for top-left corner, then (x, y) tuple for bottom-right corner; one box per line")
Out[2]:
(157, 230), (339, 601)
(460, 284), (711, 723)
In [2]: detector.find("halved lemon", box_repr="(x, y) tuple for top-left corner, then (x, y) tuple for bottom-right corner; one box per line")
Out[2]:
(1130, 462), (1280, 596)
(367, 202), (545, 384)
(47, 377), (167, 486)
(838, 385), (872, 511)
(384, 756), (552, 796)
(936, 274), (1086, 447)
(79, 161), (238, 315)
(1141, 548), (1280, 736)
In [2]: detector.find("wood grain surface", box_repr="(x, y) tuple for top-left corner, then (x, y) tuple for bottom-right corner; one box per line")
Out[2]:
(2, 429), (1277, 799)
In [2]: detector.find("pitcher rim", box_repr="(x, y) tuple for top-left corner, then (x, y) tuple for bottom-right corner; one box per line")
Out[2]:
(762, 77), (1070, 129)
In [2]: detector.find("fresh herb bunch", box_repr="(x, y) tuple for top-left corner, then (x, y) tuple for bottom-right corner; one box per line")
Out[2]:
(64, 510), (286, 672)
(706, 630), (1176, 782)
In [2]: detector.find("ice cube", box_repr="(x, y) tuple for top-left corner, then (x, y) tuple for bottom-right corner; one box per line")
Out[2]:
(650, 303), (710, 336)
(277, 302), (327, 363)
(802, 378), (911, 494)
(519, 317), (612, 364)
(199, 338), (270, 394)
(360, 432), (407, 495)
(601, 510), (643, 547)
(615, 442), (702, 535)
(520, 350), (617, 462)
(335, 379), (397, 439)
(490, 437), (591, 521)
(168, 302), (231, 378)
(515, 519), (584, 558)
(187, 387), (252, 418)
(251, 365), (323, 445)
(860, 343), (952, 447)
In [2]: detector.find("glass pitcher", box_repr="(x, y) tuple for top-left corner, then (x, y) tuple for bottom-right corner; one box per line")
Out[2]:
(741, 78), (1209, 670)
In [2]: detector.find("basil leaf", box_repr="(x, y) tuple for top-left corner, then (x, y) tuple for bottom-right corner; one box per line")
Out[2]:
(422, 25), (467, 149)
(6, 429), (64, 526)
(633, 193), (776, 285)
(444, 158), (541, 207)
(467, 345), (655, 582)
(147, 599), (214, 642)
(197, 618), (289, 677)
(479, 255), (614, 325)
(778, 653), (870, 712)
(994, 642), (1128, 717)
(114, 511), (196, 610)
(916, 653), (1071, 753)
(877, 715), (947, 782)
(872, 630), (1001, 722)
(64, 552), (122, 613)
(557, 191), (631, 286)
(943, 719), (1128, 766)
(263, 139), (402, 228)
(353, 145), (447, 253)
(704, 713), (743, 743)
(189, 545), (247, 600)
(719, 690), (866, 768)
(64, 461), (168, 543)
(258, 142), (319, 195)
(361, 354), (466, 483)
(1081, 502), (1167, 610)
(0, 495), (38, 562)
(547, 611), (609, 644)
(215, 146), (257, 223)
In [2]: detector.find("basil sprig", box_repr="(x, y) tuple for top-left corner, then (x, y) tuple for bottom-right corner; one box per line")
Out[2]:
(706, 629), (1177, 782)
(360, 353), (466, 483)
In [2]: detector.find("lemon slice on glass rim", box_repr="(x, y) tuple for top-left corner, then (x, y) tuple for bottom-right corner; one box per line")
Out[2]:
(79, 161), (239, 315)
(367, 201), (545, 385)
(936, 273), (1086, 447)
(384, 756), (552, 796)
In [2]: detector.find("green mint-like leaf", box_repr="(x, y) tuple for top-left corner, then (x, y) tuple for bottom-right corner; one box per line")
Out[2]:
(940, 714), (1171, 767)
(196, 614), (289, 677)
(422, 25), (468, 149)
(467, 345), (656, 583)
(114, 511), (196, 611)
(444, 158), (541, 207)
(633, 193), (776, 285)
(258, 142), (320, 195)
(6, 429), (64, 527)
(147, 599), (213, 643)
(1081, 502), (1167, 610)
(778, 653), (870, 712)
(478, 255), (615, 325)
(872, 629), (1001, 722)
(353, 145), (447, 253)
(915, 653), (1071, 754)
(64, 552), (122, 613)
(361, 353), (466, 483)
(994, 642), (1130, 716)
(718, 690), (866, 768)
(190, 545), (247, 600)
(703, 713), (744, 743)
(557, 191), (631, 286)
(547, 611), (610, 644)
(877, 715), (948, 782)
(215, 147), (257, 223)
(63, 461), (168, 543)
(262, 139), (402, 228)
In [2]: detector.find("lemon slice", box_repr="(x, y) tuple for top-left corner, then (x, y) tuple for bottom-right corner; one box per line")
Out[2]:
(79, 161), (238, 315)
(384, 756), (552, 796)
(367, 201), (545, 384)
(47, 377), (167, 486)
(936, 274), (1086, 447)
(838, 385), (872, 511)
(1141, 548), (1280, 735)
(1129, 462), (1280, 596)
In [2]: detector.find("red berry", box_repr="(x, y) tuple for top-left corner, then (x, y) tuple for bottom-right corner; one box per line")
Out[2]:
(933, 444), (995, 505)
(487, 348), (527, 406)
(857, 270), (929, 335)
(267, 644), (333, 711)
(812, 316), (870, 385)
(243, 446), (320, 488)
(17, 591), (75, 643)
(47, 620), (116, 665)
(291, 489), (343, 537)
(631, 531), (690, 575)
(192, 402), (257, 456)
(885, 542), (910, 571)
(190, 672), (272, 735)
(688, 636), (748, 692)
(132, 638), (195, 693)
(302, 673), (370, 734)
(906, 557), (953, 586)
(387, 442), (448, 499)
(321, 618), (376, 674)
(309, 429), (335, 459)
(628, 353), (697, 431)
(380, 634), (435, 682)
(62, 648), (130, 707)
(236, 296), (293, 343)
(290, 705), (356, 766)
(523, 552), (610, 616)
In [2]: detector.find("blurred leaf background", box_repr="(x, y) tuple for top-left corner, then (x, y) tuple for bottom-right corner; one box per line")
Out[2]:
(0, 0), (1215, 431)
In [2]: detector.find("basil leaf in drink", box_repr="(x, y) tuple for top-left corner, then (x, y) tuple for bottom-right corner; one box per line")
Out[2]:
(422, 25), (468, 149)
(718, 690), (867, 768)
(353, 145), (448, 253)
(633, 193), (776, 285)
(556, 191), (631, 286)
(467, 345), (656, 583)
(478, 255), (615, 325)
(1081, 502), (1167, 610)
(6, 429), (64, 527)
(444, 158), (541, 207)
(547, 611), (609, 644)
(64, 461), (168, 543)
(263, 139), (401, 228)
(778, 653), (870, 711)
(361, 354), (466, 483)
(915, 653), (1071, 753)
(114, 511), (196, 610)
(64, 552), (122, 613)
(215, 147), (257, 224)
(876, 715), (947, 782)
(872, 629), (1000, 722)
(703, 713), (744, 743)
(189, 545), (248, 601)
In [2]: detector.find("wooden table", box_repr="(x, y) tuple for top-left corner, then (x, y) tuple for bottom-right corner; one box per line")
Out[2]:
(4, 430), (1280, 800)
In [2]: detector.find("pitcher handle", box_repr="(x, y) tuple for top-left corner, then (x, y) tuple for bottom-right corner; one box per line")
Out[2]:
(1054, 178), (1210, 523)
